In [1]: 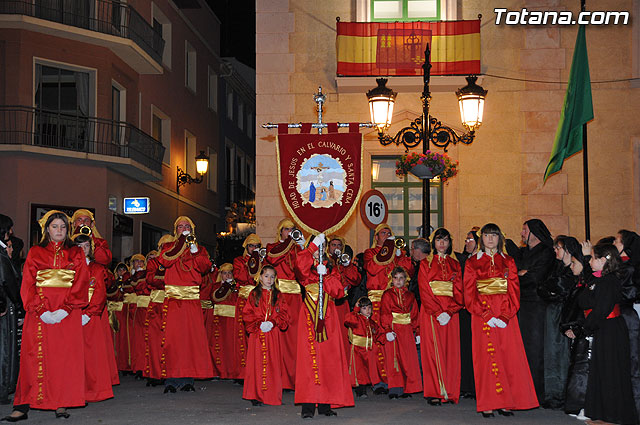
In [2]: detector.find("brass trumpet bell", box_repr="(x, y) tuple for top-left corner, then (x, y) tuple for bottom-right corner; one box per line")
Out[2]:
(79, 225), (92, 236)
(186, 234), (196, 244)
(258, 248), (267, 259)
(394, 237), (406, 250)
(291, 229), (303, 242)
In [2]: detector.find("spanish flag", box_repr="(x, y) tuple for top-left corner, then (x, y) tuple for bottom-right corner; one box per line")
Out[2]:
(336, 20), (481, 76)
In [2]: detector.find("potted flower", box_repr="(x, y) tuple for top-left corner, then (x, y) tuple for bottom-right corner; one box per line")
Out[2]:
(395, 151), (459, 182)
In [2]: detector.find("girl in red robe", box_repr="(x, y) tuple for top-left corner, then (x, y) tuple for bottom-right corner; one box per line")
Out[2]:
(418, 228), (464, 405)
(380, 267), (422, 398)
(73, 233), (114, 402)
(4, 210), (89, 421)
(242, 265), (289, 406)
(463, 223), (538, 417)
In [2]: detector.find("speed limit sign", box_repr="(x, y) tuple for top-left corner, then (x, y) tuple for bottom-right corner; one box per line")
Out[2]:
(359, 189), (389, 229)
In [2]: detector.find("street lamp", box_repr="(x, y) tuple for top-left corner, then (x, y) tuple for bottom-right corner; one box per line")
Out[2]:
(177, 150), (210, 194)
(366, 44), (487, 237)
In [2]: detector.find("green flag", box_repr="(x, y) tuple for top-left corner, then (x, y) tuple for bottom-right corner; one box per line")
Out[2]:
(543, 25), (593, 182)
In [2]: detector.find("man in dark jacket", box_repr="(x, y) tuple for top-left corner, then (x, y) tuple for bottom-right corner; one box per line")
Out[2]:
(507, 218), (555, 405)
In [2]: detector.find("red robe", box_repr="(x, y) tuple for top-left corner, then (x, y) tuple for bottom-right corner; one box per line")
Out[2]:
(344, 311), (385, 386)
(380, 286), (422, 393)
(157, 238), (213, 378)
(106, 276), (124, 379)
(463, 251), (539, 412)
(14, 242), (89, 409)
(242, 287), (289, 405)
(233, 254), (257, 379)
(93, 237), (112, 267)
(418, 254), (464, 402)
(209, 271), (240, 379)
(333, 260), (361, 359)
(143, 258), (166, 380)
(293, 244), (354, 407)
(83, 261), (114, 402)
(120, 272), (136, 371)
(266, 240), (302, 389)
(103, 272), (120, 385)
(131, 269), (149, 373)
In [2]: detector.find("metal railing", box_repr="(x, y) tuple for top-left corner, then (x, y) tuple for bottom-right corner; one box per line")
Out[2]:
(0, 106), (165, 174)
(0, 0), (164, 64)
(226, 180), (255, 210)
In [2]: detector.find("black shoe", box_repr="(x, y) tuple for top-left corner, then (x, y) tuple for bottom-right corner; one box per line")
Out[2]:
(164, 385), (177, 393)
(373, 387), (388, 395)
(233, 379), (244, 386)
(388, 393), (399, 399)
(251, 399), (263, 406)
(134, 371), (143, 380)
(180, 384), (196, 392)
(322, 410), (337, 416)
(301, 412), (314, 419)
(481, 411), (495, 418)
(497, 409), (514, 417)
(427, 398), (441, 406)
(55, 410), (70, 419)
(399, 394), (412, 399)
(461, 391), (476, 399)
(357, 393), (368, 399)
(1, 414), (28, 422)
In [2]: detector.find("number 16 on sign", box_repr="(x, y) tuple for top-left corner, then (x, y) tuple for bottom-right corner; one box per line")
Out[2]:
(359, 189), (389, 229)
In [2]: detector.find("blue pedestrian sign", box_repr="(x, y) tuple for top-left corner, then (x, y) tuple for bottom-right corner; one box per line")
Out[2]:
(123, 197), (150, 214)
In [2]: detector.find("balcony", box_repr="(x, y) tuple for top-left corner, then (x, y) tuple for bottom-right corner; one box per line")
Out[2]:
(0, 106), (165, 180)
(0, 0), (164, 74)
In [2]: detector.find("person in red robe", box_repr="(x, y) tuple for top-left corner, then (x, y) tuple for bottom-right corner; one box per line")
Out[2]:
(233, 233), (262, 379)
(70, 209), (112, 267)
(143, 234), (174, 384)
(73, 233), (114, 402)
(463, 223), (538, 417)
(344, 297), (385, 398)
(129, 253), (148, 377)
(200, 264), (216, 375)
(157, 216), (213, 393)
(242, 265), (289, 406)
(293, 233), (354, 418)
(380, 267), (422, 398)
(3, 210), (89, 421)
(102, 270), (120, 386)
(265, 218), (304, 390)
(418, 228), (464, 405)
(363, 223), (414, 394)
(109, 263), (130, 372)
(209, 263), (240, 379)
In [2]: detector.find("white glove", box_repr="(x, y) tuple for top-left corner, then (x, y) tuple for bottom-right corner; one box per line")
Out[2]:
(316, 264), (327, 276)
(395, 248), (402, 256)
(494, 318), (507, 328)
(386, 332), (396, 342)
(343, 260), (350, 267)
(40, 311), (56, 324)
(50, 309), (69, 323)
(437, 312), (451, 326)
(312, 233), (326, 247)
(415, 335), (421, 345)
(260, 321), (274, 333)
(486, 317), (497, 328)
(82, 314), (91, 326)
(297, 236), (306, 248)
(190, 243), (198, 254)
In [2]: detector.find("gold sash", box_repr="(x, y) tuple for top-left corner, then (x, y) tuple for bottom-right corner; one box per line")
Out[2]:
(349, 333), (373, 349)
(107, 301), (123, 312)
(213, 304), (236, 317)
(165, 285), (200, 300)
(238, 285), (256, 299)
(136, 295), (151, 308)
(429, 280), (454, 297)
(88, 287), (95, 302)
(476, 278), (508, 295)
(277, 279), (301, 294)
(368, 289), (384, 303)
(123, 293), (138, 304)
(36, 269), (75, 288)
(392, 312), (411, 325)
(201, 300), (213, 309)
(149, 290), (165, 303)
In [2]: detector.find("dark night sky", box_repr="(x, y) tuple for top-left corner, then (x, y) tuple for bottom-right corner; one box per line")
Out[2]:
(206, 0), (256, 69)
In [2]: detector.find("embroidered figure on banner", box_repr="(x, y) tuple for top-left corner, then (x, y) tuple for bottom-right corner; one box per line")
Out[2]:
(298, 154), (346, 208)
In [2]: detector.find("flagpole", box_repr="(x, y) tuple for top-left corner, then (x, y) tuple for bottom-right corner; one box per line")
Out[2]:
(581, 0), (591, 241)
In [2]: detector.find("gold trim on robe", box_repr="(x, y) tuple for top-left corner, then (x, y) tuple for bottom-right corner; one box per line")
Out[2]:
(392, 312), (411, 325)
(277, 279), (301, 294)
(36, 269), (75, 287)
(213, 304), (236, 317)
(476, 277), (508, 295)
(238, 285), (256, 299)
(349, 333), (373, 349)
(123, 293), (138, 304)
(149, 290), (165, 303)
(367, 289), (385, 303)
(107, 301), (123, 312)
(136, 295), (151, 308)
(88, 287), (95, 302)
(429, 280), (454, 297)
(201, 300), (213, 309)
(164, 285), (200, 300)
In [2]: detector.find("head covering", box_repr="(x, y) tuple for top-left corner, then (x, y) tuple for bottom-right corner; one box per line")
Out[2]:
(145, 250), (158, 265)
(525, 219), (553, 247)
(158, 234), (175, 248)
(129, 253), (145, 270)
(173, 216), (196, 237)
(371, 223), (393, 248)
(70, 209), (103, 239)
(38, 210), (70, 243)
(276, 218), (295, 241)
(215, 263), (234, 283)
(242, 233), (262, 256)
(561, 236), (583, 264)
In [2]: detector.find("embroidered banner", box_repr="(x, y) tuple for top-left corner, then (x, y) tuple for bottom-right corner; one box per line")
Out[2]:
(276, 125), (363, 235)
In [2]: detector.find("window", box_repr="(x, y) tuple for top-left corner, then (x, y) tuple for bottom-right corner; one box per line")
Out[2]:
(371, 156), (441, 242)
(152, 3), (171, 68)
(184, 130), (196, 176)
(35, 64), (91, 116)
(371, 0), (440, 21)
(207, 147), (217, 192)
(247, 111), (253, 138)
(208, 67), (218, 111)
(226, 86), (233, 120)
(246, 157), (255, 191)
(151, 105), (171, 165)
(238, 100), (244, 130)
(111, 81), (126, 144)
(185, 41), (196, 92)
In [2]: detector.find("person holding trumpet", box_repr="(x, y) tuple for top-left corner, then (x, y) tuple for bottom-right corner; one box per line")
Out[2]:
(71, 209), (112, 267)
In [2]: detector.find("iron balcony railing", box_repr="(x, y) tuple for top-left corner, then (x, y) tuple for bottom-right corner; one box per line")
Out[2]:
(226, 180), (255, 210)
(0, 106), (165, 174)
(0, 0), (164, 64)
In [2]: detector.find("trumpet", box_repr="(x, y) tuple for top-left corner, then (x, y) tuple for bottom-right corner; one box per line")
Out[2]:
(79, 225), (92, 236)
(333, 249), (350, 265)
(258, 248), (267, 259)
(186, 234), (197, 245)
(291, 229), (303, 242)
(394, 237), (406, 250)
